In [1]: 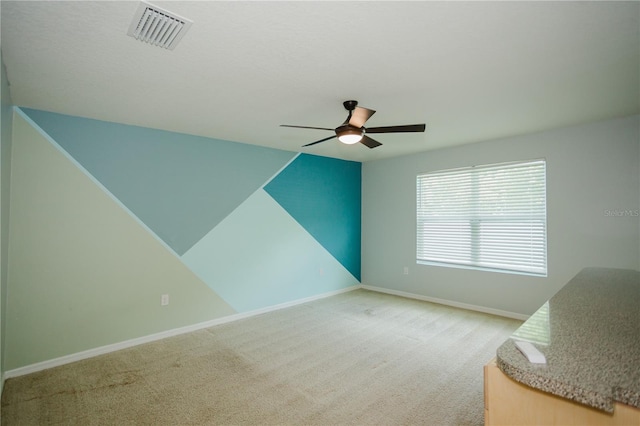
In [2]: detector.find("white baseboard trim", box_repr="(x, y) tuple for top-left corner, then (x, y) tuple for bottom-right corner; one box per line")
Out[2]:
(361, 285), (529, 321)
(4, 285), (360, 380)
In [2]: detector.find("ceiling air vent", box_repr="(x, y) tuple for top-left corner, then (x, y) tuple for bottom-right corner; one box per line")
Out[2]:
(127, 1), (193, 50)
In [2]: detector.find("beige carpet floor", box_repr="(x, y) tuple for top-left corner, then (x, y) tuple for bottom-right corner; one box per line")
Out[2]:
(1, 289), (521, 425)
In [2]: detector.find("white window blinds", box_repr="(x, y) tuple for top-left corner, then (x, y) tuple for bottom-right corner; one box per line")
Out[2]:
(417, 160), (547, 276)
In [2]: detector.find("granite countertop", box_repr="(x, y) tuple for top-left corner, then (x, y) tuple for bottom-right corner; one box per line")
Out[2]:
(496, 267), (640, 414)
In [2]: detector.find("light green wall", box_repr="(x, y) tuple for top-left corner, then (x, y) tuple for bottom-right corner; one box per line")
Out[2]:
(1, 49), (14, 387)
(362, 115), (640, 316)
(5, 112), (236, 370)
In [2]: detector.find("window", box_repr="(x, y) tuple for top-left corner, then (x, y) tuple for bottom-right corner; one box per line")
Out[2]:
(417, 159), (547, 276)
(511, 302), (550, 345)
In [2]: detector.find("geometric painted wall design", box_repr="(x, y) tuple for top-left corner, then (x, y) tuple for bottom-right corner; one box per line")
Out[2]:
(6, 111), (237, 370)
(17, 107), (361, 320)
(8, 107), (364, 369)
(20, 108), (296, 255)
(182, 189), (360, 312)
(264, 154), (362, 280)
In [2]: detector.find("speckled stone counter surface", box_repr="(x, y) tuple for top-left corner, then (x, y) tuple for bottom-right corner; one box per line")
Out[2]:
(496, 267), (640, 413)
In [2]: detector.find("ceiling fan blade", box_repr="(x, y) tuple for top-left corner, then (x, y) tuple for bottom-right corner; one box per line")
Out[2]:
(348, 107), (376, 128)
(366, 124), (426, 134)
(281, 125), (334, 131)
(302, 135), (337, 147)
(360, 135), (382, 149)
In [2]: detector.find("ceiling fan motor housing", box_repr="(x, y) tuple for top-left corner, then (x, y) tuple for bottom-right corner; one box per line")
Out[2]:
(343, 100), (358, 111)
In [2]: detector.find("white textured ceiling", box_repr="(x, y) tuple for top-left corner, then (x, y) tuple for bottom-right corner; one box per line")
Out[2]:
(1, 1), (639, 162)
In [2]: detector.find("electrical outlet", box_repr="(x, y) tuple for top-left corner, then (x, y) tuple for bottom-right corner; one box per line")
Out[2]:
(161, 294), (169, 306)
(403, 266), (409, 275)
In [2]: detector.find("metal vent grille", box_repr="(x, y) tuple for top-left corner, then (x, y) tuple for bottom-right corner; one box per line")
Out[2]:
(127, 1), (192, 50)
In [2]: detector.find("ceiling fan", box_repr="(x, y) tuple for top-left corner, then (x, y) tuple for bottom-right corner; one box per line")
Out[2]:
(281, 100), (426, 149)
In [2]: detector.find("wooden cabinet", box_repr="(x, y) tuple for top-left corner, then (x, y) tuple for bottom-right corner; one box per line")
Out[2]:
(484, 358), (640, 426)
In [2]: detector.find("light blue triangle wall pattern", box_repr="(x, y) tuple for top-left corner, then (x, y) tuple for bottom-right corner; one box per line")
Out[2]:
(21, 108), (296, 255)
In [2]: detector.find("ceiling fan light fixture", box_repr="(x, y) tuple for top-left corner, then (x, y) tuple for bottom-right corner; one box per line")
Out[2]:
(337, 128), (363, 144)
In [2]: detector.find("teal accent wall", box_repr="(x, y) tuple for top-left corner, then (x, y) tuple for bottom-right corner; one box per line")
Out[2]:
(21, 108), (296, 255)
(264, 154), (362, 280)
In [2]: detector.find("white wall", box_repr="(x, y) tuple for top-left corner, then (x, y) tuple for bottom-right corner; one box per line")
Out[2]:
(1, 49), (14, 390)
(362, 115), (639, 316)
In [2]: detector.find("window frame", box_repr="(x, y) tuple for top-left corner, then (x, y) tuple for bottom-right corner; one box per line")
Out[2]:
(416, 159), (547, 277)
